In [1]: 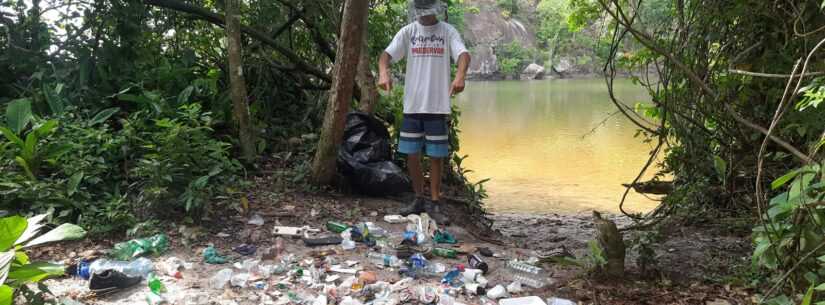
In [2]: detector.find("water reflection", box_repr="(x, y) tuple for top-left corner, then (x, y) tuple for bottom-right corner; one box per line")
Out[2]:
(455, 79), (660, 213)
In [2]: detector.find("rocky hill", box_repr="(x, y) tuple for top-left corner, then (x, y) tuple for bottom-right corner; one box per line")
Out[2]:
(460, 0), (599, 80)
(462, 0), (538, 79)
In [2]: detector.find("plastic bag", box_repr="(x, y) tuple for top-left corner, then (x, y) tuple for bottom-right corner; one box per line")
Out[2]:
(338, 112), (411, 196)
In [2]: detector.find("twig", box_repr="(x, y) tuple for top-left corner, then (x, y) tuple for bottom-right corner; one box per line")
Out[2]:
(728, 69), (825, 78)
(762, 240), (825, 302)
(581, 110), (621, 139)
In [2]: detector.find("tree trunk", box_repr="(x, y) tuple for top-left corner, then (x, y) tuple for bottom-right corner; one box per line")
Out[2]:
(310, 0), (368, 184)
(226, 0), (255, 162)
(356, 31), (379, 113)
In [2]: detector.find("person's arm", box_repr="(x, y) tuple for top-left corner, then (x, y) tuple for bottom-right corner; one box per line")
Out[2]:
(380, 26), (408, 93)
(378, 52), (393, 92)
(450, 52), (471, 96)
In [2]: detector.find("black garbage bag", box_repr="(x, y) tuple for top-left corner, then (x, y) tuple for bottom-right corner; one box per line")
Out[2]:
(338, 112), (411, 195)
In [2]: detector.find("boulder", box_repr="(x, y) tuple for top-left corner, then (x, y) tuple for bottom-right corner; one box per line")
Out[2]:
(520, 63), (545, 80)
(552, 57), (574, 74)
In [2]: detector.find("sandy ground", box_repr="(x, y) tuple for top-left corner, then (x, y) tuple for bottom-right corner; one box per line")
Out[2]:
(32, 192), (753, 305)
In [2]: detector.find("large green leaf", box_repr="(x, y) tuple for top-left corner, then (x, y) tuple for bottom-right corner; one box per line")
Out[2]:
(67, 172), (83, 196)
(89, 107), (119, 126)
(14, 214), (48, 246)
(772, 168), (801, 190)
(0, 285), (11, 305)
(43, 83), (65, 114)
(0, 251), (14, 285)
(0, 216), (27, 251)
(801, 285), (814, 305)
(5, 99), (32, 134)
(33, 120), (58, 138)
(22, 223), (86, 248)
(22, 133), (36, 162)
(6, 262), (64, 285)
(0, 127), (22, 148)
(713, 155), (727, 182)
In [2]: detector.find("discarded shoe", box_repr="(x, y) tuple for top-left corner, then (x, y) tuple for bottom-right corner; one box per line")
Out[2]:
(425, 200), (451, 226)
(89, 269), (142, 295)
(399, 196), (427, 216)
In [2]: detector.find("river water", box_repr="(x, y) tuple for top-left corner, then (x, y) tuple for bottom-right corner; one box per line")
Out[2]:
(455, 78), (660, 214)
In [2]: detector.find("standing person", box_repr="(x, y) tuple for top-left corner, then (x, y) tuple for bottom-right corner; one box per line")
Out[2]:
(377, 0), (471, 225)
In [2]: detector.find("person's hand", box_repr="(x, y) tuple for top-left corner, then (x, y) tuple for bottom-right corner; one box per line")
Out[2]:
(449, 78), (465, 97)
(378, 72), (393, 92)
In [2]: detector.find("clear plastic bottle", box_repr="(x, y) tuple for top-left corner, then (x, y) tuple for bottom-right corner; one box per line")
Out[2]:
(89, 257), (154, 278)
(505, 260), (547, 288)
(209, 268), (233, 289)
(366, 252), (403, 267)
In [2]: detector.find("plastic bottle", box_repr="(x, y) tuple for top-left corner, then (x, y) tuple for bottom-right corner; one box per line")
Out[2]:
(109, 234), (169, 260)
(327, 221), (349, 233)
(209, 268), (233, 290)
(366, 252), (403, 267)
(89, 257), (154, 278)
(441, 265), (465, 287)
(505, 260), (547, 288)
(365, 222), (387, 238)
(341, 229), (356, 250)
(274, 237), (285, 258)
(431, 248), (457, 258)
(76, 259), (92, 279)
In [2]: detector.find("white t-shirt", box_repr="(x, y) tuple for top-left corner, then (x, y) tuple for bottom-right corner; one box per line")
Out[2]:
(385, 21), (468, 114)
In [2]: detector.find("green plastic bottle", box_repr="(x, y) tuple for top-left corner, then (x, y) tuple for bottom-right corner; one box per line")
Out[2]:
(326, 221), (349, 233)
(432, 247), (458, 258)
(110, 234), (169, 260)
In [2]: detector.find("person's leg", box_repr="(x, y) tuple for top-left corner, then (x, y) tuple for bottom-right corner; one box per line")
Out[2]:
(407, 153), (425, 196)
(429, 157), (442, 201)
(422, 114), (450, 225)
(398, 114), (427, 216)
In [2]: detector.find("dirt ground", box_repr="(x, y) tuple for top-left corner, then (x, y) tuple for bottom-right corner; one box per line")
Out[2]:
(32, 191), (754, 305)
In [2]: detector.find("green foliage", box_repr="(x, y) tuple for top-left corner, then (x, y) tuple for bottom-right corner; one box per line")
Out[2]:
(497, 0), (519, 16)
(495, 41), (543, 78)
(0, 214), (86, 304)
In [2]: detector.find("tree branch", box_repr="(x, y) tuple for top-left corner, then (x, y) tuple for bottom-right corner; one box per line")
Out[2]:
(143, 0), (331, 83)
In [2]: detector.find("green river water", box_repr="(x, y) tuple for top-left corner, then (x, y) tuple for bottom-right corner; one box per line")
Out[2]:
(454, 78), (660, 214)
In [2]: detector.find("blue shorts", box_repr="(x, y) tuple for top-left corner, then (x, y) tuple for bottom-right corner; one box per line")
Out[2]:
(398, 114), (449, 158)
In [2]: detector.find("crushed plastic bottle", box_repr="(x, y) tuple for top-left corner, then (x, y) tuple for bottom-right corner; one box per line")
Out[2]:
(416, 285), (438, 304)
(441, 265), (465, 287)
(89, 257), (154, 278)
(506, 260), (547, 288)
(365, 222), (387, 238)
(160, 257), (188, 278)
(366, 252), (403, 267)
(341, 229), (356, 250)
(506, 281), (523, 293)
(76, 259), (92, 279)
(110, 234), (169, 260)
(230, 272), (250, 288)
(403, 254), (446, 278)
(437, 292), (454, 305)
(210, 268), (233, 290)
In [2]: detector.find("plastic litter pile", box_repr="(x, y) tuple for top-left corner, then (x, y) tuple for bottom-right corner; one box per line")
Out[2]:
(68, 214), (576, 305)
